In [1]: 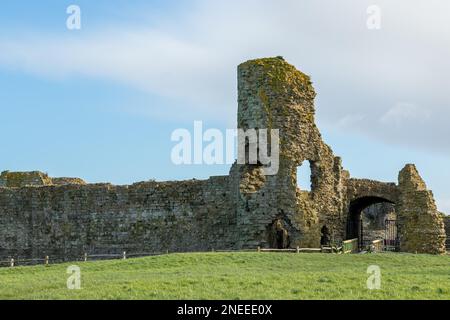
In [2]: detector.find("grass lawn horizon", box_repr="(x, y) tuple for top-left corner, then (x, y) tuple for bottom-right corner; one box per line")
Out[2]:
(0, 252), (449, 300)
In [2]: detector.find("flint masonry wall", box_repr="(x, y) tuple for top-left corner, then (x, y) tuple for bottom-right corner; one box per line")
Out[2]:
(0, 176), (236, 260)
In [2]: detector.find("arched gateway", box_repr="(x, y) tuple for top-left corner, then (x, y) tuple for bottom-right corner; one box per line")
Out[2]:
(345, 179), (399, 249)
(342, 166), (446, 254)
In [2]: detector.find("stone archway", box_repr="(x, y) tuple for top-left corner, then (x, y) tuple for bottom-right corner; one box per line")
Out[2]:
(346, 196), (396, 248)
(343, 168), (447, 254)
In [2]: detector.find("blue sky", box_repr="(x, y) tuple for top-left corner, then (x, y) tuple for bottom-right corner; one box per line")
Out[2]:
(0, 0), (449, 213)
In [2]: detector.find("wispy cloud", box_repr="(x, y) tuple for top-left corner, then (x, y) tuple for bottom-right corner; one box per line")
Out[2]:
(380, 103), (431, 126)
(335, 114), (366, 129)
(0, 0), (449, 154)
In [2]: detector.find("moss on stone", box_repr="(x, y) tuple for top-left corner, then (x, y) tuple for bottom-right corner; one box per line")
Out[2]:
(239, 57), (315, 100)
(0, 171), (52, 188)
(258, 88), (273, 130)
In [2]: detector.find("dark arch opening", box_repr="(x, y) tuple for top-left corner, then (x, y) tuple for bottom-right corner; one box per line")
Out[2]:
(320, 225), (331, 246)
(267, 219), (291, 249)
(346, 196), (395, 248)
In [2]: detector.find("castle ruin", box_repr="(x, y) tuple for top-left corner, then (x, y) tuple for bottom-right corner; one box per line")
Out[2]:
(0, 57), (447, 261)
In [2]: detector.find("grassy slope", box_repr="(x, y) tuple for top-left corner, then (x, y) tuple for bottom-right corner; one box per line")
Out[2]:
(0, 252), (449, 300)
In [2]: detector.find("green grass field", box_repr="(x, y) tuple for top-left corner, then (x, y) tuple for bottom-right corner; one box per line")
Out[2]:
(0, 252), (449, 300)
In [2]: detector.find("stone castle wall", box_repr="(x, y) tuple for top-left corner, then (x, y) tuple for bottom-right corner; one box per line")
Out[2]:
(0, 176), (237, 261)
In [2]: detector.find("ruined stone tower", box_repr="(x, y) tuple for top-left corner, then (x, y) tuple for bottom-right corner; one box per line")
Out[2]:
(231, 57), (446, 253)
(0, 57), (447, 261)
(232, 57), (346, 249)
(397, 165), (446, 254)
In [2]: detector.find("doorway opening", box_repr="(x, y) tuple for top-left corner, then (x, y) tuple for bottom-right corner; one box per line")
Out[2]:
(346, 196), (397, 250)
(267, 219), (291, 249)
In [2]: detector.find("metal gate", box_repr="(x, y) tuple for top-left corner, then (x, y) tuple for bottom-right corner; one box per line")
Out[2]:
(384, 219), (399, 251)
(346, 217), (364, 249)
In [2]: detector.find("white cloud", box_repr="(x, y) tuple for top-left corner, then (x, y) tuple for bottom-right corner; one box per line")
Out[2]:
(0, 30), (223, 104)
(380, 103), (431, 127)
(0, 0), (449, 153)
(335, 114), (366, 129)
